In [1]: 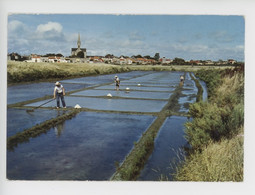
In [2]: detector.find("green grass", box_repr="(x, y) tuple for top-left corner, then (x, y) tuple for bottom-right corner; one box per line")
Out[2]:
(174, 129), (244, 181)
(174, 67), (244, 181)
(7, 61), (132, 83)
(7, 61), (233, 84)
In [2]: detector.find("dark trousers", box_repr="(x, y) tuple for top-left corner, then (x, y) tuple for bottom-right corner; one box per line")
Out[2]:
(56, 92), (66, 107)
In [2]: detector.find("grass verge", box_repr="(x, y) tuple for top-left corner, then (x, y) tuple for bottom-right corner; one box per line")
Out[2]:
(174, 66), (244, 181)
(7, 61), (234, 84)
(174, 127), (244, 181)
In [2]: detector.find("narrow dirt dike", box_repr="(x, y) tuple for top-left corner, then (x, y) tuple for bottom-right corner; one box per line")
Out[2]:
(111, 76), (185, 181)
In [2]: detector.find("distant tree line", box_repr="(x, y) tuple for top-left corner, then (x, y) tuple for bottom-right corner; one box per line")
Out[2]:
(42, 53), (64, 57)
(8, 52), (244, 67)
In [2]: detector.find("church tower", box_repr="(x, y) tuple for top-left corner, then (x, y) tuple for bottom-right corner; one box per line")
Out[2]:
(71, 33), (87, 58)
(77, 33), (81, 49)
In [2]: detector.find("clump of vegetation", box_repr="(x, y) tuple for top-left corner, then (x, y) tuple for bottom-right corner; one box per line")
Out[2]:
(194, 69), (222, 99)
(174, 66), (244, 181)
(175, 128), (243, 181)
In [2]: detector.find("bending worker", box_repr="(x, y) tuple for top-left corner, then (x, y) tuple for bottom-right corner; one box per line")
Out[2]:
(114, 75), (120, 91)
(53, 81), (66, 108)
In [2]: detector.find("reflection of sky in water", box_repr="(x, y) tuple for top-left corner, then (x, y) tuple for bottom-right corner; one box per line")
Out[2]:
(26, 96), (168, 112)
(138, 116), (189, 181)
(119, 81), (177, 87)
(94, 85), (175, 92)
(8, 83), (89, 105)
(71, 89), (172, 100)
(7, 71), (149, 105)
(7, 112), (156, 180)
(60, 71), (149, 84)
(7, 108), (68, 137)
(177, 73), (198, 112)
(126, 71), (183, 84)
(178, 96), (196, 113)
(199, 80), (208, 101)
(7, 71), (208, 181)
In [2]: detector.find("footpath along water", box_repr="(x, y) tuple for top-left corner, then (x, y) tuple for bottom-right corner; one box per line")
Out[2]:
(7, 71), (207, 180)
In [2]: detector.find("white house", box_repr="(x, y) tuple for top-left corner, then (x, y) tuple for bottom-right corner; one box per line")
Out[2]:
(28, 55), (42, 62)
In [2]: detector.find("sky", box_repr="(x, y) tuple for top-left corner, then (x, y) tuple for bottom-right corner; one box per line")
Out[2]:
(8, 14), (245, 61)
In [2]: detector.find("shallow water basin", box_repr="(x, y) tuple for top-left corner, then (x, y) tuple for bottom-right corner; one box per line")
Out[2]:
(7, 108), (68, 137)
(7, 112), (156, 180)
(71, 89), (172, 100)
(26, 96), (167, 113)
(138, 116), (189, 181)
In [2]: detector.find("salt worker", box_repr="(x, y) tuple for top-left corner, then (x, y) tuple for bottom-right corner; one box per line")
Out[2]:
(180, 75), (184, 82)
(114, 75), (120, 91)
(53, 81), (66, 109)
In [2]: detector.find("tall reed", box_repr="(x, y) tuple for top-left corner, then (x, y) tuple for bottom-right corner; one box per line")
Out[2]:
(174, 67), (244, 181)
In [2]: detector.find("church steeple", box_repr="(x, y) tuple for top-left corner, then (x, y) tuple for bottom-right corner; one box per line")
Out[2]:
(71, 32), (86, 58)
(77, 33), (81, 49)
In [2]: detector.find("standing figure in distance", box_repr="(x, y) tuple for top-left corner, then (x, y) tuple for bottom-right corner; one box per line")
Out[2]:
(114, 75), (120, 91)
(53, 81), (66, 109)
(180, 75), (184, 82)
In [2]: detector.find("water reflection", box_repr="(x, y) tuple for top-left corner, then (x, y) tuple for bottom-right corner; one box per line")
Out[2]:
(54, 122), (65, 137)
(7, 108), (67, 137)
(7, 112), (156, 180)
(138, 116), (189, 181)
(7, 71), (208, 181)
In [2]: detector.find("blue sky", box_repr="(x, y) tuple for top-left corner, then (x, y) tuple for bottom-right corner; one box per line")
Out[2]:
(8, 14), (244, 61)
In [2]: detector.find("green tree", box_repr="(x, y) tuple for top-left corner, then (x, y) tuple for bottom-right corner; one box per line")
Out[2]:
(134, 54), (142, 58)
(105, 54), (114, 58)
(144, 55), (152, 59)
(56, 53), (63, 57)
(172, 57), (185, 65)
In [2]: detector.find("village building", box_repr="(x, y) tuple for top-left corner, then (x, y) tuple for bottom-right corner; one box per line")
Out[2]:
(7, 53), (21, 61)
(204, 60), (214, 65)
(28, 54), (42, 63)
(160, 57), (172, 65)
(71, 33), (87, 58)
(190, 60), (203, 65)
(228, 59), (237, 64)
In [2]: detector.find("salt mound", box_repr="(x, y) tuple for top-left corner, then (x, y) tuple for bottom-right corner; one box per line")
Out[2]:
(126, 87), (130, 90)
(107, 93), (112, 97)
(74, 104), (81, 109)
(137, 84), (141, 86)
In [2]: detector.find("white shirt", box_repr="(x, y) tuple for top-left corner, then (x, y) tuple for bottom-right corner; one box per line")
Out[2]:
(55, 85), (64, 93)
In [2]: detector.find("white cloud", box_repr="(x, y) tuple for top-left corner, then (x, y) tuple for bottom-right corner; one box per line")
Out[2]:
(7, 20), (244, 61)
(35, 22), (64, 41)
(36, 22), (63, 34)
(8, 20), (26, 32)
